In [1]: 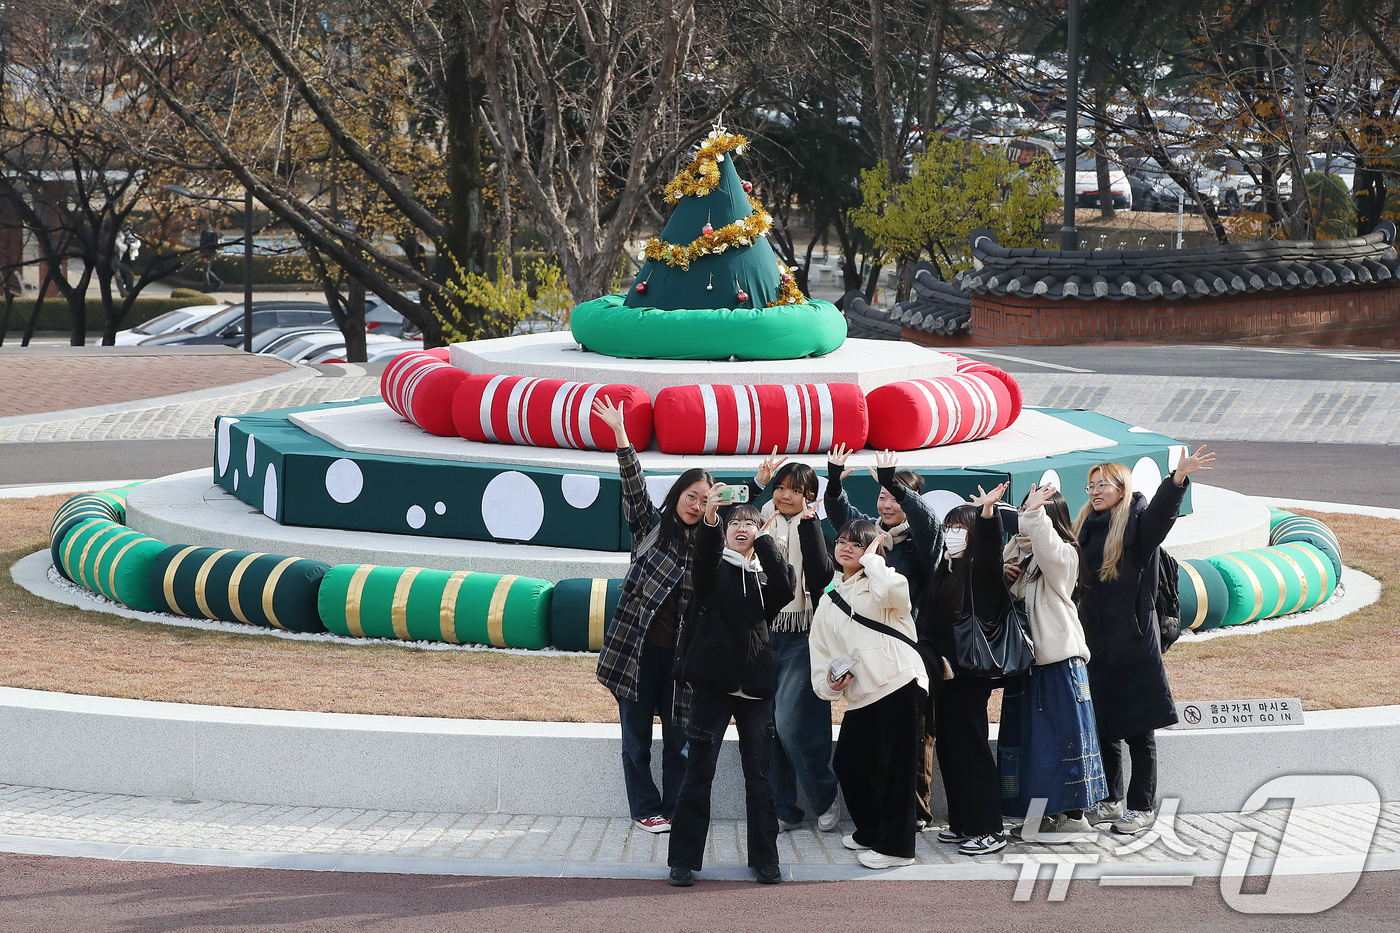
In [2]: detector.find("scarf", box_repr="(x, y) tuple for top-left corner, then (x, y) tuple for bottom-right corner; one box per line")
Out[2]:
(761, 503), (811, 632)
(882, 519), (910, 547)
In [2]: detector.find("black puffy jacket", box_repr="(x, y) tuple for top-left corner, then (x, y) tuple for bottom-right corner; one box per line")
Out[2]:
(675, 520), (795, 698)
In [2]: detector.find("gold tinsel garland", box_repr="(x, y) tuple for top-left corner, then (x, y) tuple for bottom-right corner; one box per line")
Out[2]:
(663, 131), (749, 201)
(641, 127), (810, 305)
(643, 195), (774, 270)
(767, 263), (809, 306)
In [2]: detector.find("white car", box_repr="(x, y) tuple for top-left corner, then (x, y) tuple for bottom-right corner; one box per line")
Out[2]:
(1071, 148), (1132, 210)
(271, 331), (420, 364)
(111, 304), (224, 345)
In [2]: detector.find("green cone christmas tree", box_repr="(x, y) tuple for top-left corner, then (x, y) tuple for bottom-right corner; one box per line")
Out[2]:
(626, 129), (803, 311)
(568, 127), (847, 361)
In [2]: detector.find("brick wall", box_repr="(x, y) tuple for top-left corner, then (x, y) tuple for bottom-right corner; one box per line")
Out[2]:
(966, 284), (1400, 345)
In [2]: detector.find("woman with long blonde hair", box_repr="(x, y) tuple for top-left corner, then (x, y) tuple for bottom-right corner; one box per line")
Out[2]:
(1073, 447), (1214, 836)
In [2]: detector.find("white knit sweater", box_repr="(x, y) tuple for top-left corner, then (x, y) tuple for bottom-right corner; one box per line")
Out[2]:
(1005, 506), (1091, 666)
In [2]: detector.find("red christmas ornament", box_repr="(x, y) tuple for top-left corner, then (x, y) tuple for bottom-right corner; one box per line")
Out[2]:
(702, 222), (713, 235)
(736, 289), (749, 303)
(781, 273), (793, 284)
(635, 281), (648, 295)
(742, 180), (754, 193)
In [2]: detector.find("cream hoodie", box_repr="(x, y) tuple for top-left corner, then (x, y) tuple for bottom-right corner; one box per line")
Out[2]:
(1004, 506), (1090, 665)
(809, 552), (928, 710)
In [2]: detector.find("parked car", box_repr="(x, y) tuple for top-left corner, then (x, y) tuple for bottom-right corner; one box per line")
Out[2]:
(252, 325), (341, 355)
(269, 331), (418, 364)
(136, 302), (333, 347)
(1072, 148), (1132, 210)
(112, 304), (225, 345)
(364, 294), (421, 338)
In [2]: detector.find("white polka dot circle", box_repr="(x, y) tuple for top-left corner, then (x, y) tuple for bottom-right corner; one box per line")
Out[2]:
(561, 474), (601, 510)
(1132, 456), (1163, 497)
(262, 465), (279, 519)
(406, 505), (427, 529)
(482, 471), (545, 541)
(216, 418), (239, 476)
(325, 459), (364, 504)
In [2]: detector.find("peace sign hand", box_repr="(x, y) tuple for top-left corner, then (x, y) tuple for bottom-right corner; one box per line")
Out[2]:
(755, 446), (788, 487)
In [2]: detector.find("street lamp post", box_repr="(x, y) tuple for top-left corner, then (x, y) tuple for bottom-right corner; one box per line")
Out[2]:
(164, 184), (255, 353)
(1060, 0), (1081, 252)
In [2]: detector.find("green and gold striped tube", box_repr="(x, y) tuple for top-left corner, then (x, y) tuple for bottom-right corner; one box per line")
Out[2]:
(549, 578), (623, 651)
(48, 483), (147, 581)
(1176, 557), (1228, 631)
(318, 564), (554, 648)
(1206, 542), (1338, 627)
(1268, 513), (1343, 580)
(145, 546), (331, 633)
(57, 518), (167, 613)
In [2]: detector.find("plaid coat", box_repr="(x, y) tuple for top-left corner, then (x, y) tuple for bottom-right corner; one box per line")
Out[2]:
(595, 445), (695, 725)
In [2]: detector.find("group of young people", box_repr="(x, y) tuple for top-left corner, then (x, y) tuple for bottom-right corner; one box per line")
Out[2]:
(590, 395), (1214, 886)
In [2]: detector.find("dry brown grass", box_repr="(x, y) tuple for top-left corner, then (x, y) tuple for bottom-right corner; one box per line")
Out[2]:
(2, 497), (1396, 721)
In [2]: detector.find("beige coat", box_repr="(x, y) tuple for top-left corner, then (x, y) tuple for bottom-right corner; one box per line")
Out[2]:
(809, 553), (929, 710)
(1005, 506), (1090, 665)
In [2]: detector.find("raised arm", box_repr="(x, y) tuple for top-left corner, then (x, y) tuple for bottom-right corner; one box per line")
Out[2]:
(595, 396), (657, 542)
(797, 503), (836, 597)
(969, 483), (1011, 613)
(874, 451), (944, 562)
(824, 443), (872, 530)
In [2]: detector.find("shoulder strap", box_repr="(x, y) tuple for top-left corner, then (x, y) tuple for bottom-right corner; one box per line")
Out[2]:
(827, 589), (919, 652)
(632, 521), (662, 559)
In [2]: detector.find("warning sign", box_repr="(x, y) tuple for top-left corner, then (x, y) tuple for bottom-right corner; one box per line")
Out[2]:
(1172, 698), (1305, 730)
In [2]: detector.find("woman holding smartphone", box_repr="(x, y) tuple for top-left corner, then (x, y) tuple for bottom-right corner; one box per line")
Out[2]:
(809, 520), (929, 870)
(667, 486), (795, 886)
(592, 396), (713, 836)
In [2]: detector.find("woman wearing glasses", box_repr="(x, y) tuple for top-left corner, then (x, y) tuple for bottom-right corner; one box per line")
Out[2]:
(593, 397), (714, 838)
(1074, 447), (1215, 836)
(809, 519), (930, 870)
(667, 489), (795, 887)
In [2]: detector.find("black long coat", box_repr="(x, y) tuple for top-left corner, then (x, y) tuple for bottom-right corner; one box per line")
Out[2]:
(1077, 475), (1187, 740)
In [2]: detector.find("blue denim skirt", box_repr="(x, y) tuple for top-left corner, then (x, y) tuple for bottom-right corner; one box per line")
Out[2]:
(998, 658), (1108, 817)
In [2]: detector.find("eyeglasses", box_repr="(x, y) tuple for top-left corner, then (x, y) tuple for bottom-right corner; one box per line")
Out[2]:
(1085, 481), (1118, 492)
(727, 520), (759, 530)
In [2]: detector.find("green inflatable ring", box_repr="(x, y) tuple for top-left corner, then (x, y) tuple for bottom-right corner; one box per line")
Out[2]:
(569, 293), (848, 360)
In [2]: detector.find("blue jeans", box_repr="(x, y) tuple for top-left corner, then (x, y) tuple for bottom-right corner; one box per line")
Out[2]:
(769, 630), (839, 824)
(618, 643), (686, 820)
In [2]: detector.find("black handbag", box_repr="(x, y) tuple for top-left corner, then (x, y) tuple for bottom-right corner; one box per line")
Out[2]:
(951, 578), (1035, 680)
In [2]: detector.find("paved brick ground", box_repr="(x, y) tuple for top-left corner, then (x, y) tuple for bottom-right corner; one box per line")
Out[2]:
(0, 783), (1395, 880)
(0, 348), (293, 418)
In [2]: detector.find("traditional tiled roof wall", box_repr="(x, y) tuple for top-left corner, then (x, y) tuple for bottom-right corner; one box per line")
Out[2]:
(841, 266), (972, 340)
(963, 222), (1400, 301)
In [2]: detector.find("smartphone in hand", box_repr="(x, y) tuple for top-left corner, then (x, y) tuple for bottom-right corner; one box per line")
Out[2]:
(829, 654), (855, 680)
(716, 485), (749, 503)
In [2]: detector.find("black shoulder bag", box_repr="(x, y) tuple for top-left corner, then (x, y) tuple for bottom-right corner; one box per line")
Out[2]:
(952, 577), (1035, 680)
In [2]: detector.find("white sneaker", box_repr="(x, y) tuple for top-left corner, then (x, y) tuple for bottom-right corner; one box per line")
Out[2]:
(958, 833), (1008, 856)
(818, 799), (841, 832)
(1112, 808), (1157, 836)
(841, 833), (869, 851)
(1085, 799), (1125, 827)
(857, 849), (915, 869)
(779, 818), (803, 833)
(1020, 813), (1095, 844)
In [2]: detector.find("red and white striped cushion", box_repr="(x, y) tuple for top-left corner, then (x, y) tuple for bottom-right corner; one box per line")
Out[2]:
(379, 350), (467, 437)
(865, 372), (1013, 450)
(652, 383), (868, 455)
(451, 375), (653, 451)
(940, 352), (1023, 424)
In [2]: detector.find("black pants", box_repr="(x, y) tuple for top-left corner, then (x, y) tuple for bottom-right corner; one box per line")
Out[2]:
(933, 674), (1002, 837)
(1100, 730), (1158, 812)
(835, 680), (924, 859)
(668, 686), (779, 871)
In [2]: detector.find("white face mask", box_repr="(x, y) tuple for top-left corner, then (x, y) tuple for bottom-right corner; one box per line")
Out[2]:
(944, 527), (968, 558)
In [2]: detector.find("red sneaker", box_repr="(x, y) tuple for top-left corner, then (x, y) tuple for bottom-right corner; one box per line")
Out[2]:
(635, 815), (671, 834)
